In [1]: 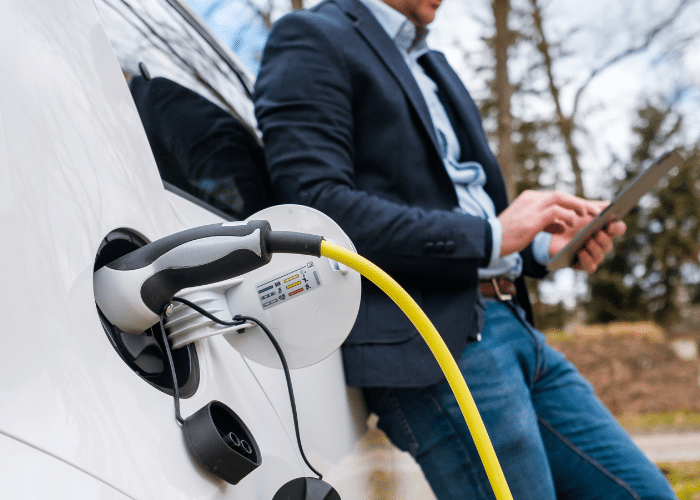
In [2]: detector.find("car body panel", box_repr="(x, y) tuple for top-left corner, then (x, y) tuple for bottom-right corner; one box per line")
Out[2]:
(0, 0), (365, 498)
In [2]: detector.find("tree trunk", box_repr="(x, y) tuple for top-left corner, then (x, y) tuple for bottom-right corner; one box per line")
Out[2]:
(492, 0), (516, 201)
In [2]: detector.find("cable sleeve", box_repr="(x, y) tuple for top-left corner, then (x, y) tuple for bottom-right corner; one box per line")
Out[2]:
(319, 240), (513, 500)
(266, 231), (323, 257)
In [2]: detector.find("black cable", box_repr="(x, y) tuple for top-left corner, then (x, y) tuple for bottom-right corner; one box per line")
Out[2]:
(158, 305), (186, 426)
(170, 296), (241, 327)
(233, 314), (324, 480)
(169, 296), (323, 480)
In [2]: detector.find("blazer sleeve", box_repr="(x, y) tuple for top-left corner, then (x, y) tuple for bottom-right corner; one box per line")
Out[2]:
(255, 12), (492, 281)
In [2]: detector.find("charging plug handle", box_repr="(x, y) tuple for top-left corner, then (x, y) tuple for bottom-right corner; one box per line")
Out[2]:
(94, 220), (323, 334)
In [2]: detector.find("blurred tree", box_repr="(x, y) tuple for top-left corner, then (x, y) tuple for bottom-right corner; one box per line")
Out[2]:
(490, 0), (517, 200)
(477, 0), (700, 324)
(478, 0), (560, 201)
(519, 0), (698, 198)
(526, 0), (583, 197)
(584, 100), (700, 325)
(478, 0), (561, 311)
(643, 151), (700, 325)
(477, 0), (698, 200)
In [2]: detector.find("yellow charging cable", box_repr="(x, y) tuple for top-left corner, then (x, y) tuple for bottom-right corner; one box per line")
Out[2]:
(320, 240), (513, 500)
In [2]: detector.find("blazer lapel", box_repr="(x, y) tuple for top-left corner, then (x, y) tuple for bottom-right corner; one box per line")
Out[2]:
(419, 51), (483, 158)
(335, 0), (441, 156)
(420, 50), (509, 209)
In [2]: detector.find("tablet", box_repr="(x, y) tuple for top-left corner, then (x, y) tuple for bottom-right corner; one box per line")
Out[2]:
(547, 151), (683, 271)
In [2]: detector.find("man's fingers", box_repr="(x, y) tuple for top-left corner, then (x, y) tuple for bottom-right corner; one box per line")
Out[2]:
(501, 190), (618, 257)
(544, 221), (566, 234)
(576, 248), (598, 273)
(575, 229), (616, 273)
(547, 191), (599, 217)
(585, 233), (608, 262)
(590, 200), (610, 213)
(545, 206), (580, 231)
(597, 230), (614, 254)
(605, 220), (627, 237)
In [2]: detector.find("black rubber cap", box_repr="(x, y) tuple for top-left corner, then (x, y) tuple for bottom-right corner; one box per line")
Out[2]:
(182, 401), (261, 484)
(273, 477), (341, 500)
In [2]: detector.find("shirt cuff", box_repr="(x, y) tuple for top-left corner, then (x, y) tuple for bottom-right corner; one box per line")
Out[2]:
(487, 216), (502, 266)
(532, 231), (553, 266)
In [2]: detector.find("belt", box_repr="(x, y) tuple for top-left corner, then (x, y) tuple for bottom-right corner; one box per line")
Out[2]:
(478, 278), (516, 301)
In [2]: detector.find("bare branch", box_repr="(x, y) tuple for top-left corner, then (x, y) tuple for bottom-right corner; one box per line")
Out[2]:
(529, 0), (585, 196)
(571, 0), (697, 116)
(239, 0), (274, 28)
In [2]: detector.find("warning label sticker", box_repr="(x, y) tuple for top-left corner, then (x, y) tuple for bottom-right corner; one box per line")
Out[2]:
(255, 261), (323, 310)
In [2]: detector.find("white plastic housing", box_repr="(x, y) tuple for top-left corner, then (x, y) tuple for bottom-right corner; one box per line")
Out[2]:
(93, 265), (160, 334)
(224, 205), (362, 369)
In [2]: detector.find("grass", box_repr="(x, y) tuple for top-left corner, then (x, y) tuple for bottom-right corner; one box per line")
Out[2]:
(617, 412), (700, 499)
(617, 411), (700, 434)
(658, 461), (700, 500)
(616, 412), (700, 499)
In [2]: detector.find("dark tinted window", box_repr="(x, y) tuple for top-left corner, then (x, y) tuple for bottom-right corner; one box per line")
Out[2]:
(94, 0), (274, 219)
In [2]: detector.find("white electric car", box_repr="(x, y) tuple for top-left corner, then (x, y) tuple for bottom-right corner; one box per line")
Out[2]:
(0, 0), (367, 498)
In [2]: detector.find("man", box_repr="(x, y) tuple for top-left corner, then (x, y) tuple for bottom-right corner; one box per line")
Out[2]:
(254, 0), (676, 498)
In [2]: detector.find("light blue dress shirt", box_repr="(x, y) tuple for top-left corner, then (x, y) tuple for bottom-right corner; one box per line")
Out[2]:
(359, 0), (551, 279)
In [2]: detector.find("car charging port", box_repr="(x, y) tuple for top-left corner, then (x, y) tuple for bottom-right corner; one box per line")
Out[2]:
(93, 229), (199, 398)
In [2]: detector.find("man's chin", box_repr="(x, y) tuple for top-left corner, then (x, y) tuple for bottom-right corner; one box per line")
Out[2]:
(424, 3), (442, 24)
(415, 11), (437, 26)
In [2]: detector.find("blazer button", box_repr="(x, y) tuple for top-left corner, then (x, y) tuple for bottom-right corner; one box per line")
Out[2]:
(435, 241), (445, 253)
(445, 240), (456, 253)
(423, 242), (434, 253)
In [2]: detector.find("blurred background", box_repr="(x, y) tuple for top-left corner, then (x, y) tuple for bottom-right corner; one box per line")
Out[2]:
(185, 0), (700, 496)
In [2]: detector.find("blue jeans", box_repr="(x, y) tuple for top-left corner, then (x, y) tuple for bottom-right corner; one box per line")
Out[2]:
(364, 301), (676, 500)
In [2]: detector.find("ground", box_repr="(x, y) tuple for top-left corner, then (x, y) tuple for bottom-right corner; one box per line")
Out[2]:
(548, 322), (700, 500)
(546, 322), (700, 419)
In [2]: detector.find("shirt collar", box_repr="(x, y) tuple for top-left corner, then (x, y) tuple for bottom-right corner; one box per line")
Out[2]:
(358, 0), (429, 56)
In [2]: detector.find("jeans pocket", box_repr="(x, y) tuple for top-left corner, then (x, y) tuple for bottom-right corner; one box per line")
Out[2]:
(364, 387), (421, 457)
(387, 389), (421, 457)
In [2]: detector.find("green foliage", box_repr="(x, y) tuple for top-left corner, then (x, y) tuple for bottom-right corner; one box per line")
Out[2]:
(617, 411), (700, 434)
(656, 462), (700, 500)
(513, 119), (555, 194)
(584, 100), (700, 325)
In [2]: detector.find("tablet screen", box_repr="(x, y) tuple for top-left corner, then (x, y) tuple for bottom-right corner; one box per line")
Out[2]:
(547, 151), (683, 272)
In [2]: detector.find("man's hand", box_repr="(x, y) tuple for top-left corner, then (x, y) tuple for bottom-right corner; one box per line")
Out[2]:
(498, 190), (626, 273)
(549, 209), (626, 273)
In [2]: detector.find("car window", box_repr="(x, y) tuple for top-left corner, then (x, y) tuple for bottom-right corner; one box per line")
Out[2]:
(94, 0), (275, 219)
(95, 0), (256, 133)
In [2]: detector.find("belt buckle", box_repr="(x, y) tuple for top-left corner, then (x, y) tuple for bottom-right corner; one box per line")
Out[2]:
(491, 278), (512, 301)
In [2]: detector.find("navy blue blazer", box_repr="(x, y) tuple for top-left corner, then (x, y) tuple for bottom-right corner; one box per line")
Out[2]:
(255, 0), (547, 387)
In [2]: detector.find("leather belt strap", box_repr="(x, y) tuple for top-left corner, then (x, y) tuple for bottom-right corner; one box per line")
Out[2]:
(478, 278), (516, 301)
